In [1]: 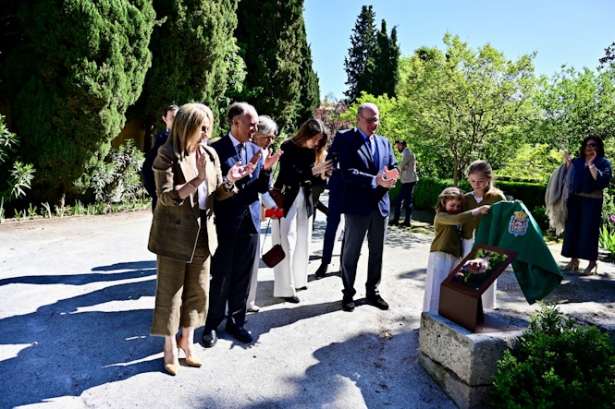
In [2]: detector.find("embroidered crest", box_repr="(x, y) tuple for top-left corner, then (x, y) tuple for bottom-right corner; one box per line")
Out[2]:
(509, 211), (529, 237)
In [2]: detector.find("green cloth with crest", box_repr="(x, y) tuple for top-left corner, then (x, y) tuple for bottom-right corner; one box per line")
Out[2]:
(474, 201), (563, 304)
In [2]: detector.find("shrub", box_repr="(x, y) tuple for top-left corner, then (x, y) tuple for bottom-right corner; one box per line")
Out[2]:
(491, 303), (615, 409)
(86, 139), (146, 204)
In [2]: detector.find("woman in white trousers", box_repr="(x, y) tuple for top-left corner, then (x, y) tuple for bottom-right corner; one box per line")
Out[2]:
(272, 118), (332, 303)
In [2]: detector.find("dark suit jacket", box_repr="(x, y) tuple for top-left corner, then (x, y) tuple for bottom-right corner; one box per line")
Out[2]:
(326, 130), (347, 193)
(211, 135), (271, 234)
(147, 143), (233, 262)
(142, 130), (170, 200)
(337, 129), (398, 216)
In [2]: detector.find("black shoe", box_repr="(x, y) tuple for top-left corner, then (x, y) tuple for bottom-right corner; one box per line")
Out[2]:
(342, 296), (355, 312)
(315, 263), (328, 279)
(401, 221), (411, 227)
(282, 296), (300, 304)
(225, 325), (253, 343)
(366, 294), (389, 310)
(388, 220), (399, 226)
(202, 329), (218, 348)
(295, 286), (308, 291)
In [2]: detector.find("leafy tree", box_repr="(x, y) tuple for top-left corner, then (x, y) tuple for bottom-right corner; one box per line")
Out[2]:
(495, 143), (562, 183)
(235, 0), (306, 131)
(313, 96), (352, 139)
(360, 20), (400, 98)
(397, 34), (537, 184)
(344, 5), (377, 102)
(134, 0), (242, 145)
(533, 66), (615, 153)
(4, 0), (155, 205)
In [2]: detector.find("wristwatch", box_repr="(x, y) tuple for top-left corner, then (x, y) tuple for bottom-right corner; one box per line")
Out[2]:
(223, 179), (235, 190)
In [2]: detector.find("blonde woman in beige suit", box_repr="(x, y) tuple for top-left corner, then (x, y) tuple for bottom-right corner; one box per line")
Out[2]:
(147, 103), (254, 375)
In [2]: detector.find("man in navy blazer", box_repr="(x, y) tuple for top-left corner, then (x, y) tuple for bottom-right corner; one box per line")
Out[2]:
(337, 102), (398, 312)
(202, 102), (275, 347)
(314, 130), (346, 279)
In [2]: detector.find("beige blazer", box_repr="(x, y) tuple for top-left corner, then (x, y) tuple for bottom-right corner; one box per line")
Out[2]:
(147, 143), (234, 262)
(399, 147), (418, 184)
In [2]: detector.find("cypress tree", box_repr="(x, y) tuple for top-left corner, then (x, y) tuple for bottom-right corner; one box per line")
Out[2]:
(356, 19), (400, 98)
(6, 0), (155, 204)
(344, 5), (377, 102)
(235, 0), (304, 131)
(297, 16), (320, 125)
(135, 0), (242, 143)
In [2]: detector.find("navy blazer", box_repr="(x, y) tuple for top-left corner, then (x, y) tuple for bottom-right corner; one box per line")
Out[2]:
(325, 130), (347, 193)
(211, 136), (271, 234)
(337, 129), (398, 216)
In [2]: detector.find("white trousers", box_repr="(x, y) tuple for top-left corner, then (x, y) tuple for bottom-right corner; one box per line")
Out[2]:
(462, 238), (496, 310)
(247, 226), (264, 308)
(423, 251), (460, 312)
(272, 190), (312, 297)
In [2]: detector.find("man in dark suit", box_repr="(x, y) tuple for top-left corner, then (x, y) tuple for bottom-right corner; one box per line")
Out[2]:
(142, 104), (179, 212)
(337, 102), (398, 312)
(202, 102), (277, 347)
(314, 133), (346, 279)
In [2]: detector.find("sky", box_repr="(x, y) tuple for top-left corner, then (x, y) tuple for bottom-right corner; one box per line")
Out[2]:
(304, 0), (614, 100)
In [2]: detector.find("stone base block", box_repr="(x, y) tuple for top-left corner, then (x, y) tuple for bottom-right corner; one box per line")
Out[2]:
(419, 352), (492, 409)
(419, 312), (524, 408)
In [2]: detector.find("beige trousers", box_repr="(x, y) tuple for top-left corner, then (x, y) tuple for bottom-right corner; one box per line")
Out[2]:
(151, 228), (211, 336)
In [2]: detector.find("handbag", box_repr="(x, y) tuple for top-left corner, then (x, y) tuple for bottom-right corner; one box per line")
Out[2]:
(268, 187), (285, 209)
(261, 219), (285, 268)
(262, 244), (285, 268)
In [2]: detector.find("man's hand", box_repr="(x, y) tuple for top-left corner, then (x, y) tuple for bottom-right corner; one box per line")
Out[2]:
(227, 162), (256, 182)
(376, 166), (397, 189)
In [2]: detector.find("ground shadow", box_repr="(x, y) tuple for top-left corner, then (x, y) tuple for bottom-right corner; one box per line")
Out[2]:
(228, 328), (455, 408)
(0, 268), (159, 407)
(0, 261), (156, 286)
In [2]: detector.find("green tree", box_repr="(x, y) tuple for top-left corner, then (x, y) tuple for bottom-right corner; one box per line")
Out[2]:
(134, 0), (242, 143)
(397, 34), (537, 184)
(296, 21), (320, 125)
(4, 0), (155, 205)
(361, 20), (400, 98)
(344, 5), (377, 102)
(534, 66), (615, 153)
(235, 0), (305, 131)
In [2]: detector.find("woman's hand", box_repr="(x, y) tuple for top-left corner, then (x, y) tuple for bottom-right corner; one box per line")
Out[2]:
(471, 205), (490, 216)
(588, 150), (597, 167)
(564, 151), (572, 170)
(195, 149), (207, 183)
(312, 159), (332, 175)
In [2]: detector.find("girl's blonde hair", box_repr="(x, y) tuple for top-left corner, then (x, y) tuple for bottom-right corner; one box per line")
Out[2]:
(467, 160), (503, 197)
(435, 187), (465, 213)
(170, 103), (213, 157)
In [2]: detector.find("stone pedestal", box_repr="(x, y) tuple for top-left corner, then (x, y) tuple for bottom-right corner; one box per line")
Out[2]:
(419, 312), (524, 409)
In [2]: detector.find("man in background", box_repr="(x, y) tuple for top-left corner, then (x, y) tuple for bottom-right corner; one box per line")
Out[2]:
(390, 140), (418, 227)
(142, 104), (179, 212)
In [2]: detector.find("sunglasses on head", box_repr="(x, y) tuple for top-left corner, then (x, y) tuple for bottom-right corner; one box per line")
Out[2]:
(583, 143), (598, 148)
